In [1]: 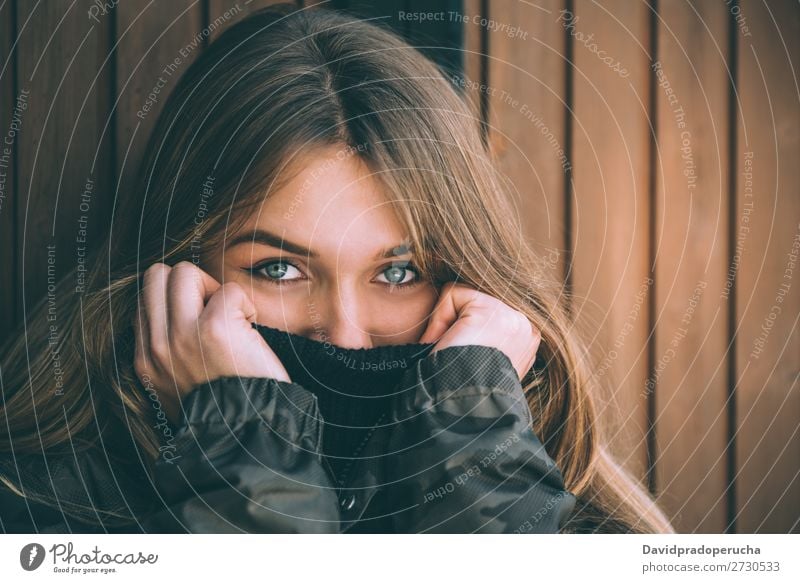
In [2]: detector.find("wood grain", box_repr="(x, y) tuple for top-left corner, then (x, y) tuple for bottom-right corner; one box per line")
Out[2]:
(485, 0), (568, 282)
(734, 0), (799, 534)
(14, 1), (114, 322)
(652, 0), (731, 533)
(569, 0), (653, 484)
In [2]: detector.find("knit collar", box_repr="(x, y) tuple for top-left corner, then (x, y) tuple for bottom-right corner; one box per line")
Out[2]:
(252, 323), (435, 485)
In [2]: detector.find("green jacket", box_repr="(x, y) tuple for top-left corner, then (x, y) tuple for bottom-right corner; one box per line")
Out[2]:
(0, 345), (577, 533)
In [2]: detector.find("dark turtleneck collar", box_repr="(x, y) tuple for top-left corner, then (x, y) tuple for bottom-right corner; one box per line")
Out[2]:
(252, 323), (435, 486)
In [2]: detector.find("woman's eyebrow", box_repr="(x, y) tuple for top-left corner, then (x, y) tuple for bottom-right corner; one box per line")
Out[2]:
(227, 229), (316, 257)
(227, 228), (413, 260)
(382, 243), (413, 260)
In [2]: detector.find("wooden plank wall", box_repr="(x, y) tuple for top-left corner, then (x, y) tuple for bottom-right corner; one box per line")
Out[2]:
(733, 0), (798, 535)
(1, 0), (796, 533)
(469, 0), (798, 533)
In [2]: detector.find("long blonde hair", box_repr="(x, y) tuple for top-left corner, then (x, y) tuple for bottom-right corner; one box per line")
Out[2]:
(0, 2), (673, 533)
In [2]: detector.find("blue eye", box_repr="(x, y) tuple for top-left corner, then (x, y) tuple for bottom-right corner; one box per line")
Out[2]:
(250, 260), (304, 284)
(376, 263), (419, 287)
(246, 259), (422, 290)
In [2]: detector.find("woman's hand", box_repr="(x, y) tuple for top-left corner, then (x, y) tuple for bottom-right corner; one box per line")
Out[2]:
(133, 261), (290, 423)
(418, 282), (541, 380)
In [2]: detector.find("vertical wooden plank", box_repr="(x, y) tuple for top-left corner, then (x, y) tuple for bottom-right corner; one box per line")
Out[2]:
(343, 0), (409, 34)
(460, 0), (483, 127)
(208, 0), (295, 42)
(115, 1), (203, 192)
(407, 0), (462, 76)
(734, 0), (799, 534)
(652, 0), (731, 533)
(484, 0), (567, 281)
(0, 0), (18, 342)
(569, 0), (652, 482)
(345, 0), (463, 78)
(15, 1), (113, 316)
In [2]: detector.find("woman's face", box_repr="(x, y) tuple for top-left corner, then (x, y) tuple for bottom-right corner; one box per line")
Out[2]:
(203, 145), (440, 348)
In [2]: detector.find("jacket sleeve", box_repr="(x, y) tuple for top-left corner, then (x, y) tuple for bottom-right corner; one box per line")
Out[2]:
(384, 345), (577, 533)
(140, 376), (341, 533)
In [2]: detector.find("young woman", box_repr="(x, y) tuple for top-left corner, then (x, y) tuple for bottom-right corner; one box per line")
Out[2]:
(0, 3), (674, 533)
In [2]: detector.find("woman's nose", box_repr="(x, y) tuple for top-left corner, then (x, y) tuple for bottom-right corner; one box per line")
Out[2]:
(306, 286), (373, 349)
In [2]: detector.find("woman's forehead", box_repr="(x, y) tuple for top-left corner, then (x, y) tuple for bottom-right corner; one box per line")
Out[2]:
(230, 151), (412, 261)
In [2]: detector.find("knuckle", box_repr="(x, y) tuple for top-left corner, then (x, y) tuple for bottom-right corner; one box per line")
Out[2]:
(171, 260), (198, 280)
(173, 260), (195, 270)
(506, 311), (530, 334)
(144, 262), (169, 279)
(142, 263), (170, 291)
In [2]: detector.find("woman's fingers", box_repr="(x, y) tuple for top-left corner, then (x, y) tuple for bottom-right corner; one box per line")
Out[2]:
(142, 263), (171, 369)
(134, 284), (182, 421)
(166, 261), (221, 341)
(133, 262), (290, 423)
(196, 282), (260, 379)
(419, 282), (541, 380)
(418, 284), (454, 344)
(418, 282), (480, 344)
(199, 282), (258, 336)
(133, 293), (151, 380)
